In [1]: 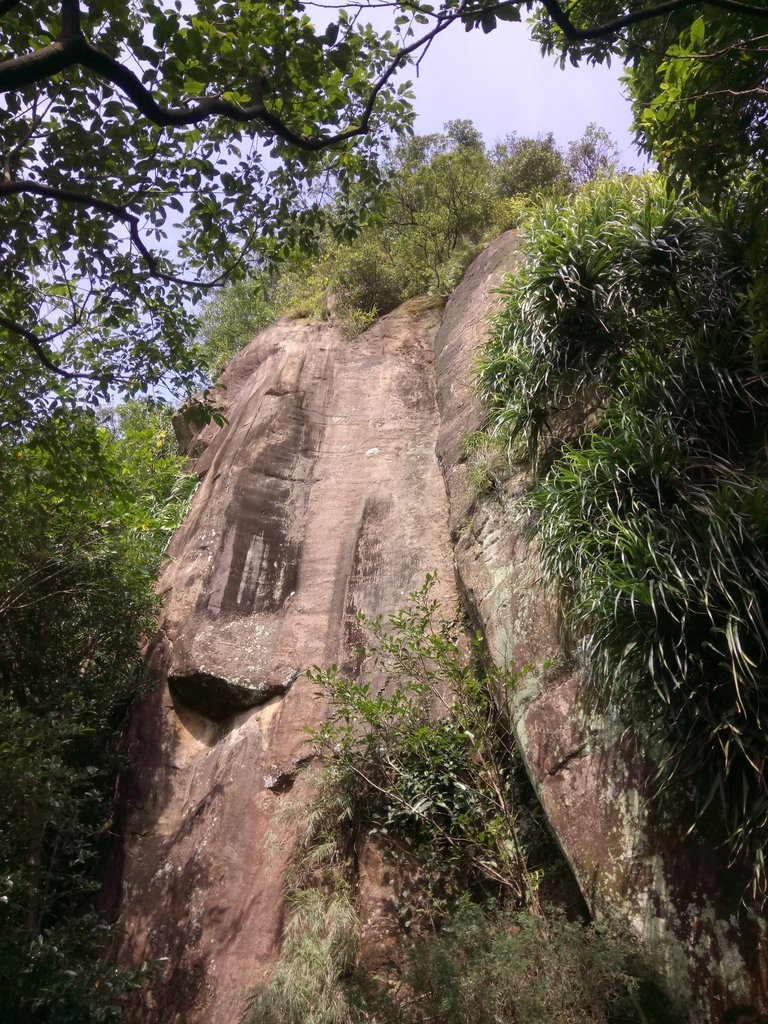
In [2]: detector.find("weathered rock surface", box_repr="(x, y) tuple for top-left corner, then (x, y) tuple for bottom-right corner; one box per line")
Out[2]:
(114, 233), (768, 1024)
(434, 231), (768, 1021)
(112, 298), (459, 1023)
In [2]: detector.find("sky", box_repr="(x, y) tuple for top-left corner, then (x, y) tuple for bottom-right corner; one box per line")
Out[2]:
(396, 20), (644, 169)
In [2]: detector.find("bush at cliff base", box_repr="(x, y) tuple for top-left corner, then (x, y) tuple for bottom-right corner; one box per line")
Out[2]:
(0, 402), (194, 1021)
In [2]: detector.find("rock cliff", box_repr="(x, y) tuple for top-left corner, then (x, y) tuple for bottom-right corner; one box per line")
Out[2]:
(433, 233), (768, 1021)
(113, 298), (457, 1022)
(113, 234), (767, 1022)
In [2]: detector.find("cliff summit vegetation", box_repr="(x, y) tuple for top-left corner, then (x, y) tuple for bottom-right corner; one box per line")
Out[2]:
(196, 118), (621, 376)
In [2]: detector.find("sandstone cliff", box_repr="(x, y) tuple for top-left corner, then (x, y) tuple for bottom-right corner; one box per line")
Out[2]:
(113, 297), (457, 1022)
(113, 234), (767, 1022)
(434, 233), (768, 1021)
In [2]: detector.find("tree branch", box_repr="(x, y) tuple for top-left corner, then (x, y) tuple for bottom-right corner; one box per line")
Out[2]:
(0, 178), (228, 289)
(0, 314), (96, 381)
(2, 0), (768, 155)
(0, 0), (458, 153)
(538, 0), (768, 43)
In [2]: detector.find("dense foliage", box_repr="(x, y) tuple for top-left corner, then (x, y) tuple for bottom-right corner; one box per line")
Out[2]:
(478, 176), (768, 897)
(0, 0), (417, 403)
(0, 402), (195, 1021)
(248, 899), (640, 1024)
(2, 0), (767, 414)
(196, 119), (620, 377)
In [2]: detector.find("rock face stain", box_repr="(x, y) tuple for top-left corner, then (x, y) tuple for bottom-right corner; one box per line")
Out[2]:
(112, 306), (456, 1024)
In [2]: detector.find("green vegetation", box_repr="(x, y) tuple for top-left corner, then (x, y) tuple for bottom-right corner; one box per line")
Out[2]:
(0, 401), (195, 1021)
(477, 175), (768, 897)
(304, 577), (540, 908)
(196, 120), (620, 379)
(3, 0), (748, 405)
(4, 0), (768, 1014)
(248, 898), (639, 1024)
(245, 886), (360, 1024)
(245, 579), (647, 1024)
(395, 903), (636, 1024)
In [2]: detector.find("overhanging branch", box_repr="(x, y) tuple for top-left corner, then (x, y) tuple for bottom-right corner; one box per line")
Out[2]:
(0, 1), (455, 151)
(537, 0), (768, 43)
(2, 0), (768, 155)
(0, 179), (228, 289)
(0, 314), (96, 381)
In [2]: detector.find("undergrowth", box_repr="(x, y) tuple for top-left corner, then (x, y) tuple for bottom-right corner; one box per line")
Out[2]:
(243, 578), (649, 1024)
(477, 175), (768, 897)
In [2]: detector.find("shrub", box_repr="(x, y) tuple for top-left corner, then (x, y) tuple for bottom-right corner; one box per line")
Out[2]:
(330, 234), (411, 318)
(477, 176), (768, 896)
(244, 579), (645, 1024)
(305, 576), (540, 908)
(397, 902), (638, 1024)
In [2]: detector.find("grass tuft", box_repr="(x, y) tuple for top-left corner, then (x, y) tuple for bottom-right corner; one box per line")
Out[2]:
(478, 175), (768, 896)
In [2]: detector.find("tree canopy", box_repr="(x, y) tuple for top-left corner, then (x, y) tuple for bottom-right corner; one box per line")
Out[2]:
(3, 0), (768, 413)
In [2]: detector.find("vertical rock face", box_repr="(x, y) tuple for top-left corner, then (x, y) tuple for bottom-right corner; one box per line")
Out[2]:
(115, 234), (767, 1023)
(114, 299), (459, 1023)
(434, 231), (768, 1022)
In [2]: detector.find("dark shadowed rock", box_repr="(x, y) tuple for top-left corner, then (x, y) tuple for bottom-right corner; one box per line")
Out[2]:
(168, 668), (298, 720)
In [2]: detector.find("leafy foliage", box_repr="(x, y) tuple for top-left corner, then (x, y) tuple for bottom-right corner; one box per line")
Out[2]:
(3, 0), (768, 412)
(0, 401), (193, 1020)
(0, 0), (415, 402)
(492, 132), (571, 197)
(305, 575), (540, 907)
(478, 176), (768, 897)
(245, 579), (645, 1024)
(247, 899), (640, 1024)
(625, 11), (768, 199)
(394, 902), (638, 1024)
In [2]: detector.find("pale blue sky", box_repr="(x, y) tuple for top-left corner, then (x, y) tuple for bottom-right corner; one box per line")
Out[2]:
(402, 21), (643, 168)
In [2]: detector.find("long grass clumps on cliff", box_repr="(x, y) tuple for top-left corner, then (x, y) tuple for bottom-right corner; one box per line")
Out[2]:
(476, 176), (768, 896)
(244, 579), (647, 1024)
